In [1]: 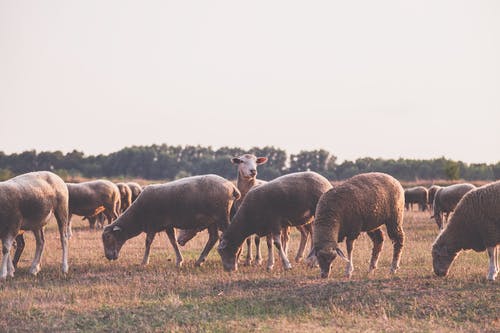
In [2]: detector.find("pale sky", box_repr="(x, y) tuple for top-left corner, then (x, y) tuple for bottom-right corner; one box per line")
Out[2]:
(1, 1), (499, 164)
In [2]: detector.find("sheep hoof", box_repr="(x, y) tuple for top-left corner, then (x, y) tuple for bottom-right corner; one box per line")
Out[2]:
(29, 265), (41, 276)
(284, 263), (292, 270)
(254, 258), (262, 266)
(487, 273), (497, 281)
(266, 265), (274, 272)
(390, 266), (399, 274)
(295, 256), (303, 263)
(176, 261), (183, 268)
(194, 260), (204, 267)
(244, 259), (252, 266)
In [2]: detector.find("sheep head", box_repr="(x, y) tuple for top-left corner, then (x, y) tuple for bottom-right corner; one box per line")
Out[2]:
(217, 238), (239, 272)
(432, 242), (459, 277)
(102, 225), (126, 261)
(315, 245), (348, 278)
(231, 154), (268, 180)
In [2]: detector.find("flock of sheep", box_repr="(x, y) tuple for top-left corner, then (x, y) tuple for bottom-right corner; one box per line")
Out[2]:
(0, 154), (499, 282)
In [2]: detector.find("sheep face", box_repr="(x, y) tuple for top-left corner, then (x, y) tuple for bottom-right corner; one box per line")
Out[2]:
(316, 247), (337, 278)
(231, 154), (267, 180)
(432, 243), (459, 277)
(217, 239), (239, 272)
(102, 226), (126, 261)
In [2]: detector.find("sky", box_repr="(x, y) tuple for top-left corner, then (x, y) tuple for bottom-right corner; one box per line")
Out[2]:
(1, 1), (499, 164)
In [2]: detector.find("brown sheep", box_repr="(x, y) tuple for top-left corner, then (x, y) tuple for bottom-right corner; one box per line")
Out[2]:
(311, 172), (405, 279)
(404, 186), (428, 211)
(432, 183), (476, 229)
(102, 175), (240, 267)
(427, 185), (441, 210)
(116, 182), (132, 213)
(126, 182), (143, 203)
(432, 180), (500, 281)
(217, 171), (332, 272)
(67, 180), (121, 235)
(1, 171), (70, 278)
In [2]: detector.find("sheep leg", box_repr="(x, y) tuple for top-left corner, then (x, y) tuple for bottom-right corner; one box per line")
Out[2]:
(281, 226), (290, 256)
(194, 224), (218, 267)
(367, 229), (384, 273)
(244, 237), (253, 266)
(12, 233), (25, 268)
(165, 226), (183, 268)
(1, 235), (15, 279)
(254, 236), (262, 265)
(29, 228), (45, 276)
(386, 222), (404, 274)
(345, 238), (355, 278)
(266, 235), (275, 271)
(295, 224), (310, 262)
(54, 208), (69, 274)
(142, 232), (156, 266)
(487, 246), (498, 281)
(67, 213), (73, 238)
(273, 233), (292, 271)
(104, 210), (114, 226)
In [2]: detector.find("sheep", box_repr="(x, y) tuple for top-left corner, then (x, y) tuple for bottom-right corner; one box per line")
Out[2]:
(67, 180), (121, 235)
(404, 186), (428, 211)
(0, 171), (70, 278)
(102, 174), (240, 267)
(126, 182), (143, 203)
(427, 185), (441, 210)
(116, 182), (132, 213)
(176, 154), (270, 265)
(310, 172), (405, 279)
(432, 183), (476, 230)
(217, 171), (332, 272)
(432, 180), (500, 281)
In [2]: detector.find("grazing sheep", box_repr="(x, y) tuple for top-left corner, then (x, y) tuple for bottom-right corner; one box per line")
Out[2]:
(311, 172), (405, 279)
(217, 171), (332, 272)
(432, 183), (476, 229)
(102, 175), (240, 267)
(404, 186), (428, 211)
(427, 185), (441, 210)
(432, 180), (500, 281)
(116, 182), (132, 213)
(67, 180), (121, 235)
(0, 171), (70, 278)
(126, 182), (142, 202)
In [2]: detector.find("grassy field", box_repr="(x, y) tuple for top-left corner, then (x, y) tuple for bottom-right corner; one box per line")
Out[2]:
(1, 210), (498, 332)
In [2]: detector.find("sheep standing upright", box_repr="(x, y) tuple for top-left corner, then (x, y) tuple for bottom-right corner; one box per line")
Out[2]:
(102, 175), (240, 267)
(312, 172), (405, 279)
(432, 183), (476, 229)
(0, 171), (70, 279)
(404, 186), (428, 211)
(432, 180), (500, 281)
(218, 171), (332, 272)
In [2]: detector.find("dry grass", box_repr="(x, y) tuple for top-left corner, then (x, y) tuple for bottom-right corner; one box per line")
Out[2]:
(1, 211), (498, 332)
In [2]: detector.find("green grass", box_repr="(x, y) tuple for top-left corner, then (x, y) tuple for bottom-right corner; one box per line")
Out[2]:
(1, 211), (498, 332)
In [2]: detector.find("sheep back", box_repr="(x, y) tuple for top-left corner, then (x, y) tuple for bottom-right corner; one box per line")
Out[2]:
(67, 180), (120, 216)
(120, 174), (240, 233)
(0, 171), (69, 236)
(314, 172), (405, 253)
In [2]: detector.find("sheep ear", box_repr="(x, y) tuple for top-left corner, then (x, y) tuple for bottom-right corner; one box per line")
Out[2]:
(231, 157), (242, 164)
(256, 157), (268, 165)
(112, 226), (122, 232)
(336, 248), (349, 262)
(218, 238), (227, 250)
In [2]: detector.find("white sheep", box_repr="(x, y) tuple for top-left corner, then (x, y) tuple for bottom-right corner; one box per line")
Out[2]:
(0, 171), (70, 279)
(102, 174), (240, 267)
(311, 172), (405, 279)
(432, 180), (500, 281)
(432, 183), (476, 229)
(218, 171), (332, 272)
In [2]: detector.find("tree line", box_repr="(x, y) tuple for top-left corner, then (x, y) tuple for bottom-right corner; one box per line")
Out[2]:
(0, 144), (499, 182)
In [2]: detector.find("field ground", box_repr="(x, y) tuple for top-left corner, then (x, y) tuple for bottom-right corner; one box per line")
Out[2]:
(1, 211), (498, 332)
